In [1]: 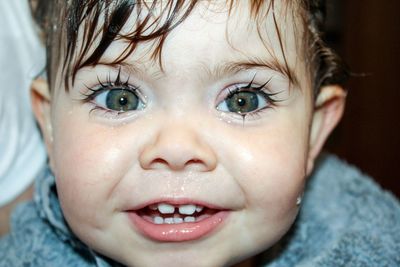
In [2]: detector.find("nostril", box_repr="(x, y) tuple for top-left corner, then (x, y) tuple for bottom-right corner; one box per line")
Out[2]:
(149, 158), (169, 169)
(183, 159), (212, 172)
(186, 159), (202, 165)
(152, 158), (206, 171)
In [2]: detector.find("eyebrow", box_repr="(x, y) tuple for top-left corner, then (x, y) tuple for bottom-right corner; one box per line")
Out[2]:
(97, 56), (299, 86)
(204, 57), (299, 86)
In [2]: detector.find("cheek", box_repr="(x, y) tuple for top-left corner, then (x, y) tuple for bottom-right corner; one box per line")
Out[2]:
(217, 115), (310, 250)
(50, 109), (136, 228)
(219, 112), (310, 220)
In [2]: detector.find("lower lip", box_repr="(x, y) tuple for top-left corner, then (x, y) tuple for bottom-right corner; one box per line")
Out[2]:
(127, 211), (229, 242)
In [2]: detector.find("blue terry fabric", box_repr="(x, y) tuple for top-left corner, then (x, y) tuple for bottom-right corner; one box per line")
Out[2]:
(0, 167), (121, 267)
(0, 154), (399, 266)
(261, 154), (400, 267)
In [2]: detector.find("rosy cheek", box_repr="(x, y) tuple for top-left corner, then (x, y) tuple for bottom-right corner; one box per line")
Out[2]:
(51, 111), (130, 210)
(54, 111), (123, 174)
(221, 120), (308, 214)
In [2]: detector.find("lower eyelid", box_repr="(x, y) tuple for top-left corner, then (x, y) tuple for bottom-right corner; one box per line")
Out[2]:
(87, 105), (142, 121)
(216, 106), (272, 126)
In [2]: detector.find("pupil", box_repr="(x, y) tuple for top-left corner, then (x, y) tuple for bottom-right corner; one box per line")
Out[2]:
(119, 97), (128, 106)
(105, 89), (139, 111)
(237, 98), (246, 107)
(226, 91), (258, 113)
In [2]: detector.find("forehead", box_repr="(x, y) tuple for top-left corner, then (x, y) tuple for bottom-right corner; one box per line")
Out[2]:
(62, 0), (305, 88)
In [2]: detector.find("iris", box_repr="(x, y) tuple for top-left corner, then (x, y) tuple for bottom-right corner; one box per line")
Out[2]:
(226, 91), (259, 114)
(104, 89), (139, 111)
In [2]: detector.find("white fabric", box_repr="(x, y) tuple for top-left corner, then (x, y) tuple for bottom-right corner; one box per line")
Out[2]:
(0, 0), (46, 207)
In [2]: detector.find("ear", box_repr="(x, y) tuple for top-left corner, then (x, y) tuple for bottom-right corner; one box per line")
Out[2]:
(306, 85), (346, 175)
(31, 78), (53, 157)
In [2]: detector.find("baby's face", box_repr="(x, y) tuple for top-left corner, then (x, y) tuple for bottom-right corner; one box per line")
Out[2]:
(45, 2), (315, 267)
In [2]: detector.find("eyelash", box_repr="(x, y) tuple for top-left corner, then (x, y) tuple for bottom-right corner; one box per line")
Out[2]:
(81, 71), (143, 116)
(80, 71), (281, 122)
(227, 77), (278, 103)
(222, 77), (282, 120)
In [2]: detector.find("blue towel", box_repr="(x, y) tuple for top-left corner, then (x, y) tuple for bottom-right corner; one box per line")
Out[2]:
(261, 154), (400, 267)
(1, 154), (399, 266)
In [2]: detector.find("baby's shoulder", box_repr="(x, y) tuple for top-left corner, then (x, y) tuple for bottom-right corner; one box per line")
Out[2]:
(308, 154), (400, 222)
(0, 202), (93, 267)
(263, 154), (400, 267)
(302, 154), (400, 266)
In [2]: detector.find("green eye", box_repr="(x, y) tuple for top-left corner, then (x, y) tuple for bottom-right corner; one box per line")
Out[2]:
(226, 91), (260, 113)
(94, 88), (144, 112)
(217, 90), (268, 114)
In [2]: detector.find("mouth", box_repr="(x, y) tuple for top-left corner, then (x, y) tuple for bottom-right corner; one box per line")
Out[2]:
(138, 203), (218, 224)
(126, 201), (230, 242)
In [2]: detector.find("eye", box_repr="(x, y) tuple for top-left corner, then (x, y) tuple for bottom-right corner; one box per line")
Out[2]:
(216, 77), (279, 115)
(93, 88), (145, 112)
(217, 90), (269, 114)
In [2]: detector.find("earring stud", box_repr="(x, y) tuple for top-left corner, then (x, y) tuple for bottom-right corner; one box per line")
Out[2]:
(296, 196), (302, 206)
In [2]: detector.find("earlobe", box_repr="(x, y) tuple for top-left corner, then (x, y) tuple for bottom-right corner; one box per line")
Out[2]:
(31, 78), (53, 154)
(306, 85), (347, 175)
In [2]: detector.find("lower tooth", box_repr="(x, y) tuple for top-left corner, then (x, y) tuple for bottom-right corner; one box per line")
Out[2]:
(184, 216), (196, 223)
(154, 216), (164, 224)
(164, 217), (174, 224)
(174, 217), (183, 224)
(153, 217), (195, 224)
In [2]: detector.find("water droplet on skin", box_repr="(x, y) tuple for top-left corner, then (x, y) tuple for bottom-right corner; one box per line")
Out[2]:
(217, 112), (232, 124)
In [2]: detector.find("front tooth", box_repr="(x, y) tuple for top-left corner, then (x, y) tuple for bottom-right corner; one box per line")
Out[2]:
(173, 217), (183, 224)
(158, 203), (175, 214)
(164, 217), (174, 224)
(153, 216), (164, 224)
(179, 204), (196, 215)
(184, 216), (196, 223)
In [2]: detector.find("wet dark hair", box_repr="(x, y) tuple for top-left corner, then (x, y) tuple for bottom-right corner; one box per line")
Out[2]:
(30, 0), (348, 96)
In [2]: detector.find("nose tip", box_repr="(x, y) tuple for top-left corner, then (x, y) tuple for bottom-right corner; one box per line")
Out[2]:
(139, 126), (217, 172)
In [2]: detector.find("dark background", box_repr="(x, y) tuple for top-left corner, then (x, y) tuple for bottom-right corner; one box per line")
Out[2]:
(324, 1), (400, 197)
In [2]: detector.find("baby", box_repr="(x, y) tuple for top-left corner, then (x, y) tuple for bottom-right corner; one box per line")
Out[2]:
(1, 0), (399, 266)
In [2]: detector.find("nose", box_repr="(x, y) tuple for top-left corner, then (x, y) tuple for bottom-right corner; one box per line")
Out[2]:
(139, 123), (217, 172)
